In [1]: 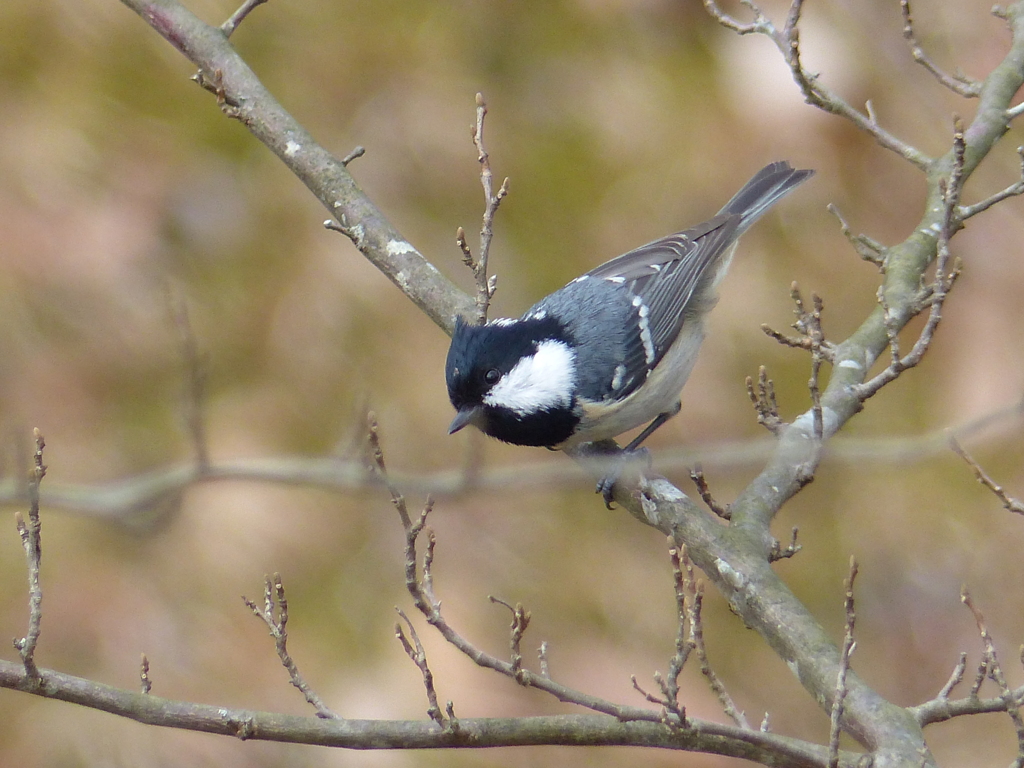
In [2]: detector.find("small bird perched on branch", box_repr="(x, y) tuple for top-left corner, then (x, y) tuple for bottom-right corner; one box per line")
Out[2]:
(445, 161), (813, 504)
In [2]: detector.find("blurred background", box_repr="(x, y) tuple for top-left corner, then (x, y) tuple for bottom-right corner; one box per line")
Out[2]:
(1, 0), (1023, 765)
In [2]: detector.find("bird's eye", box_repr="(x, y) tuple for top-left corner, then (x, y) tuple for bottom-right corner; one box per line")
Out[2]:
(484, 368), (501, 385)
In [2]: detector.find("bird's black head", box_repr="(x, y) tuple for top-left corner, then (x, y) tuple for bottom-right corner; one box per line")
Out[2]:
(445, 314), (580, 447)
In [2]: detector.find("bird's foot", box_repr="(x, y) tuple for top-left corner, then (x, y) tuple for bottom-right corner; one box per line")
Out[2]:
(595, 446), (652, 509)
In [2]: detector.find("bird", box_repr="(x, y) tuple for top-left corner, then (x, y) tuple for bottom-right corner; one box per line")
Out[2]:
(445, 161), (813, 505)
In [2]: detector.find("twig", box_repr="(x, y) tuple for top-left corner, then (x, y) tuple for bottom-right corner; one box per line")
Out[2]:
(746, 366), (785, 435)
(961, 587), (1024, 762)
(769, 527), (802, 562)
(689, 464), (730, 520)
(701, 0), (772, 35)
(367, 412), (440, 619)
(340, 146), (366, 166)
(970, 656), (989, 698)
(633, 541), (695, 726)
(243, 573), (339, 719)
(949, 435), (1024, 515)
(828, 557), (858, 768)
(900, 0), (982, 97)
(221, 0), (269, 37)
(140, 653), (152, 694)
(371, 416), (753, 729)
(938, 652), (968, 700)
(912, 684), (1024, 727)
(489, 597), (531, 685)
(192, 67), (244, 118)
(960, 147), (1024, 220)
(761, 323), (813, 351)
(704, 0), (931, 169)
(0, 646), (856, 759)
(663, 543), (694, 724)
(763, 285), (834, 426)
(395, 608), (447, 726)
(826, 204), (887, 267)
(804, 293), (826, 440)
(459, 93), (510, 324)
(681, 548), (749, 729)
(13, 429), (46, 684)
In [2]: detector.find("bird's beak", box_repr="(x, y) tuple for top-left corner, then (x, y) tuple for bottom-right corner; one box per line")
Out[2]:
(448, 406), (482, 435)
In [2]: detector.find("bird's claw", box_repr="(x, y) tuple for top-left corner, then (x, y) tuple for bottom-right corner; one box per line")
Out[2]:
(595, 447), (651, 509)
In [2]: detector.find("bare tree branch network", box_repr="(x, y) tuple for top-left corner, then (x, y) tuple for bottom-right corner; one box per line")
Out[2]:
(2, 1), (1024, 767)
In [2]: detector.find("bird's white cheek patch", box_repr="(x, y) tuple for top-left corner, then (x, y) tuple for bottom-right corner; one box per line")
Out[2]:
(484, 340), (575, 416)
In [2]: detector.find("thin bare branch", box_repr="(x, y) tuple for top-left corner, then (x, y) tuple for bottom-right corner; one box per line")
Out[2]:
(961, 587), (1024, 761)
(826, 204), (887, 266)
(221, 0), (268, 37)
(395, 608), (447, 727)
(140, 653), (152, 695)
(663, 544), (693, 724)
(828, 558), (858, 768)
(489, 597), (531, 685)
(938, 652), (968, 700)
(949, 435), (1024, 515)
(689, 464), (730, 520)
(805, 292), (826, 440)
(636, 541), (695, 726)
(762, 285), (835, 423)
(13, 429), (46, 684)
(0, 388), (1014, 525)
(243, 573), (339, 719)
(682, 549), (748, 729)
(705, 0), (931, 168)
(960, 147), (1024, 220)
(746, 366), (785, 435)
(460, 93), (510, 324)
(900, 0), (982, 97)
(769, 527), (802, 562)
(913, 684), (1024, 727)
(340, 145), (366, 166)
(701, 0), (772, 35)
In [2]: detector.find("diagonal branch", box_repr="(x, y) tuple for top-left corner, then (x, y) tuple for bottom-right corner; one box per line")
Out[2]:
(119, 0), (473, 334)
(706, 0), (932, 168)
(949, 435), (1024, 515)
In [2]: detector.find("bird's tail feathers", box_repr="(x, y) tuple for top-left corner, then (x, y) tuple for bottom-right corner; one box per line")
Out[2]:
(718, 161), (814, 235)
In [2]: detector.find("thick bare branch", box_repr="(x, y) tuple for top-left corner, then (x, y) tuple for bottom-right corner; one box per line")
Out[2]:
(120, 0), (473, 333)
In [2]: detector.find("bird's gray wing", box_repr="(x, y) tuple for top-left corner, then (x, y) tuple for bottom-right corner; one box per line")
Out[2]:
(583, 214), (742, 387)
